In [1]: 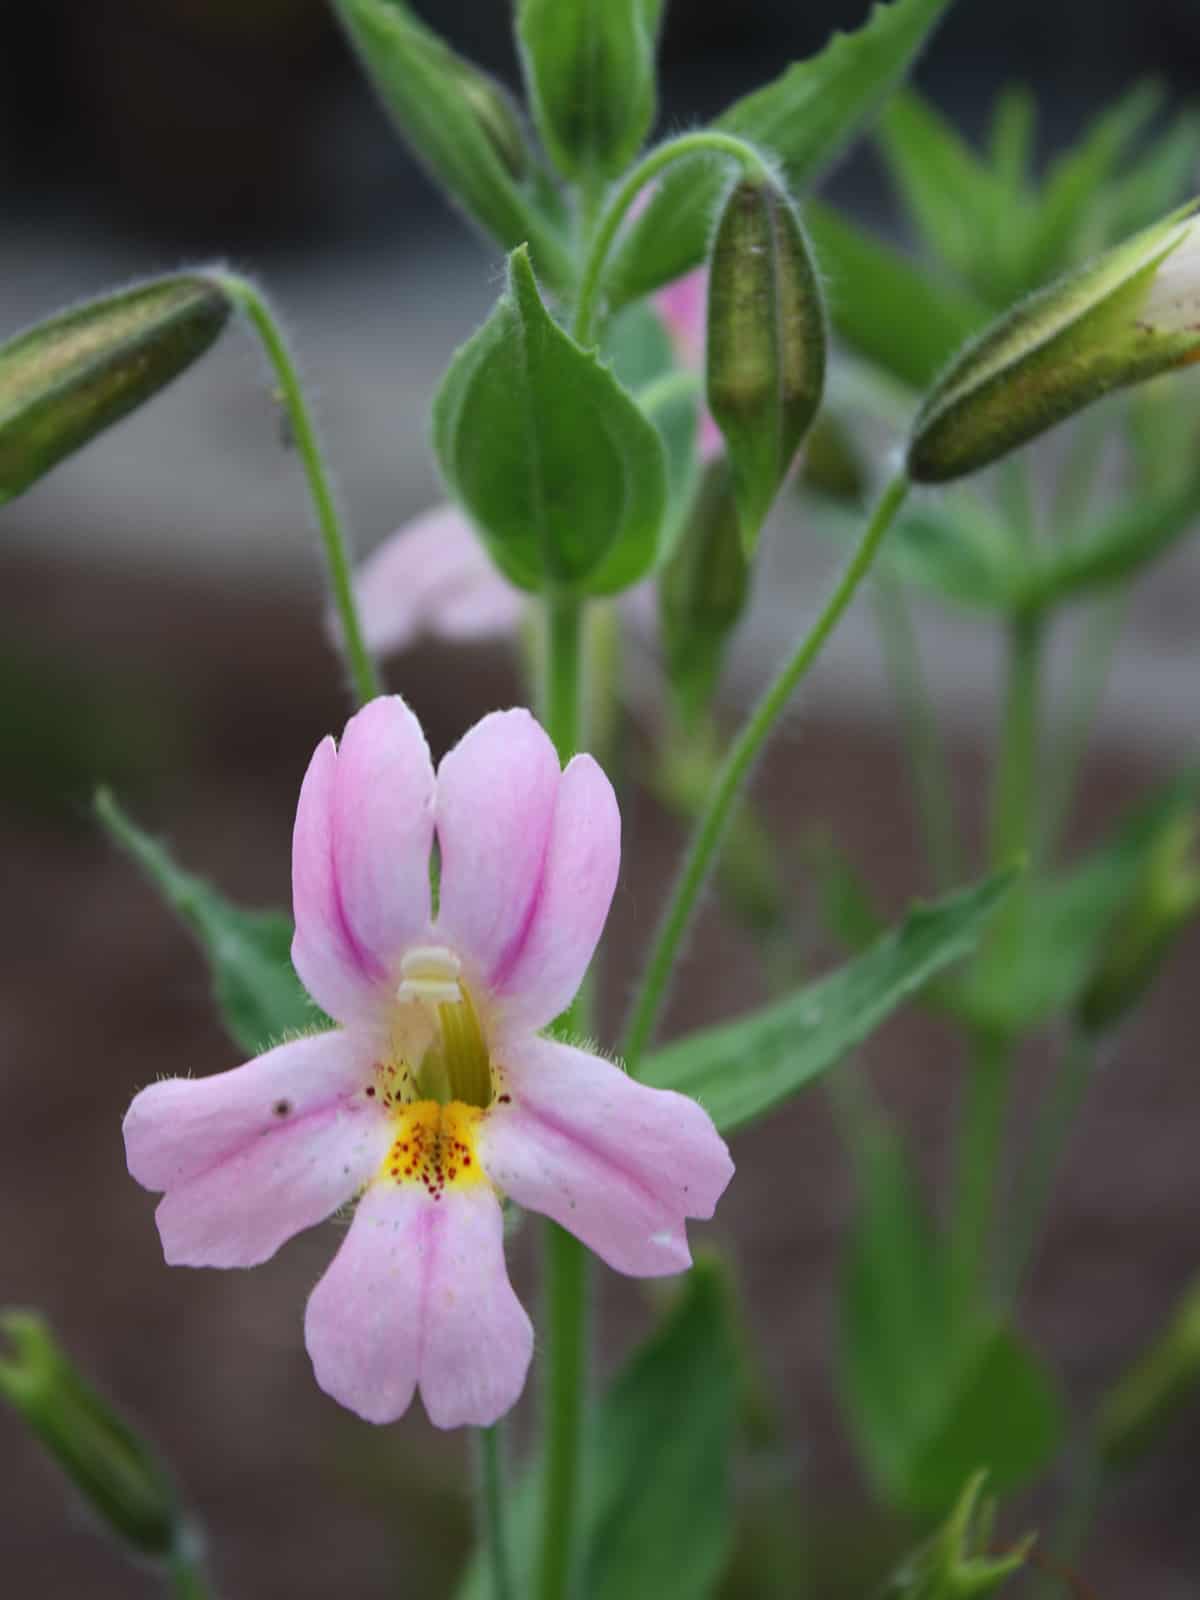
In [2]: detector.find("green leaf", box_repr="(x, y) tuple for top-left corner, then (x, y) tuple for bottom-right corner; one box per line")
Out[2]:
(0, 276), (229, 504)
(806, 201), (988, 390)
(607, 0), (959, 306)
(457, 1261), (738, 1600)
(433, 246), (668, 596)
(838, 1124), (1063, 1517)
(95, 790), (323, 1056)
(879, 92), (1009, 294)
(959, 770), (1200, 1034)
(517, 0), (658, 179)
(1025, 470), (1200, 610)
(331, 0), (571, 288)
(857, 493), (1027, 613)
(883, 1471), (1033, 1597)
(641, 871), (1014, 1135)
(1102, 108), (1200, 244)
(1026, 82), (1163, 284)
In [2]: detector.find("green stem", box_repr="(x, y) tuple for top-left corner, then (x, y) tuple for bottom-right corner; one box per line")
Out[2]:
(167, 1532), (212, 1600)
(950, 611), (1045, 1314)
(1002, 1028), (1098, 1304)
(1040, 594), (1126, 859)
(536, 589), (589, 1600)
(476, 1425), (515, 1600)
(871, 574), (962, 891)
(989, 611), (1044, 868)
(215, 273), (382, 708)
(571, 130), (774, 344)
(948, 1027), (1011, 1318)
(620, 471), (911, 1068)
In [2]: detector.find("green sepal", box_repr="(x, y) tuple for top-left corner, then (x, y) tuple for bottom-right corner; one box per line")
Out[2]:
(658, 457), (750, 726)
(433, 246), (668, 596)
(641, 870), (1015, 1136)
(516, 0), (659, 180)
(908, 204), (1200, 483)
(882, 1472), (1033, 1597)
(95, 789), (324, 1056)
(331, 0), (571, 289)
(707, 178), (826, 553)
(605, 0), (958, 307)
(0, 1311), (184, 1562)
(0, 275), (229, 504)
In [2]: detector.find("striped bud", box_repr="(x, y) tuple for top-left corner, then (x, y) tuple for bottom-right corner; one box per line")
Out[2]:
(0, 1311), (182, 1560)
(909, 204), (1200, 483)
(0, 275), (229, 503)
(707, 177), (826, 555)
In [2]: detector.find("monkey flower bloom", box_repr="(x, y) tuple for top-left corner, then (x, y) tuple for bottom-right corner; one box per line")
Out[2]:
(123, 699), (733, 1429)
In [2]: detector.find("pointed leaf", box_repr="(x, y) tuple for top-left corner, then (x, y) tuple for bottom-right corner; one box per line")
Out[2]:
(95, 790), (323, 1056)
(642, 871), (1015, 1134)
(607, 0), (960, 306)
(332, 0), (571, 288)
(433, 246), (668, 595)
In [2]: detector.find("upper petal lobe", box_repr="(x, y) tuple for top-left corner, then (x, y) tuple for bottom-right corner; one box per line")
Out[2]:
(477, 1037), (734, 1277)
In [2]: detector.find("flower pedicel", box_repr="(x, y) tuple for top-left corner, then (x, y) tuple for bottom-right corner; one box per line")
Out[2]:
(123, 698), (733, 1429)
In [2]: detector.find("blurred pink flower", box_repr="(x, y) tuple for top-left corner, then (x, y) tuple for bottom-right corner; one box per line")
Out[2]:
(124, 698), (732, 1429)
(655, 267), (723, 462)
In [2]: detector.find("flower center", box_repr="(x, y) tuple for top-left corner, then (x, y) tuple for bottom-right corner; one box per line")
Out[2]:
(390, 944), (493, 1110)
(381, 1100), (485, 1199)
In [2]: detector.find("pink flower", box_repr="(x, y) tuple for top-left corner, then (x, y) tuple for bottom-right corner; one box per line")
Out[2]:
(123, 698), (733, 1429)
(354, 503), (526, 658)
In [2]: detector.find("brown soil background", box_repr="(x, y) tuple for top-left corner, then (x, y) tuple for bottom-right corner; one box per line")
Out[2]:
(2, 550), (1197, 1597)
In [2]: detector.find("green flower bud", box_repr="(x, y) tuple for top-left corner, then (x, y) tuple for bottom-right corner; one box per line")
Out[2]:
(883, 1472), (1033, 1598)
(707, 177), (827, 555)
(0, 275), (230, 503)
(0, 1311), (181, 1560)
(1097, 1277), (1200, 1470)
(658, 457), (751, 726)
(1077, 811), (1200, 1033)
(799, 407), (869, 505)
(909, 204), (1200, 482)
(451, 69), (529, 181)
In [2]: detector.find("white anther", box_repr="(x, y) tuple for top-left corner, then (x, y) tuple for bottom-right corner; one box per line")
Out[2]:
(396, 945), (463, 1006)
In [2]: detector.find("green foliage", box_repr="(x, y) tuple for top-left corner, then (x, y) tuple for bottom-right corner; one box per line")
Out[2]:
(0, 276), (229, 504)
(806, 201), (988, 390)
(0, 1311), (183, 1562)
(433, 247), (668, 596)
(605, 0), (959, 306)
(882, 1472), (1032, 1596)
(838, 1127), (1063, 1516)
(516, 0), (659, 179)
(331, 0), (572, 288)
(960, 771), (1200, 1035)
(1096, 1274), (1200, 1470)
(706, 179), (826, 554)
(658, 458), (751, 726)
(95, 790), (321, 1057)
(642, 872), (1014, 1135)
(459, 1261), (738, 1600)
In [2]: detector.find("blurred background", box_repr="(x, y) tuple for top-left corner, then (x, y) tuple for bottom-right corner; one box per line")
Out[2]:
(2, 2), (1199, 1595)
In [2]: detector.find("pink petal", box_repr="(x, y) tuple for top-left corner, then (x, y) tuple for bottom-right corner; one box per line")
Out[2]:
(330, 697), (435, 979)
(654, 268), (708, 368)
(491, 754), (620, 1032)
(354, 505), (522, 656)
(433, 709), (562, 991)
(305, 1182), (532, 1429)
(291, 698), (434, 1022)
(123, 1032), (391, 1269)
(478, 1038), (734, 1278)
(698, 409), (724, 463)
